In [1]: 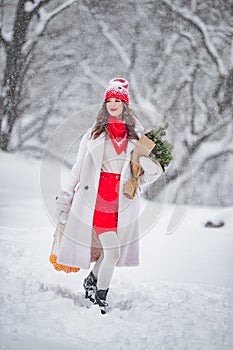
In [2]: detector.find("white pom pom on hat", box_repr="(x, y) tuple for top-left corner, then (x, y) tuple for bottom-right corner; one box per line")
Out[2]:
(108, 78), (129, 89)
(104, 77), (129, 104)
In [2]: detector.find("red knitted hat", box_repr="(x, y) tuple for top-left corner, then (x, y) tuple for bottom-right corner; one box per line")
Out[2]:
(104, 78), (129, 104)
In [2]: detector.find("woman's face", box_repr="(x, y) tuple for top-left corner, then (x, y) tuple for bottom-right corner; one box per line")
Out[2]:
(105, 98), (124, 119)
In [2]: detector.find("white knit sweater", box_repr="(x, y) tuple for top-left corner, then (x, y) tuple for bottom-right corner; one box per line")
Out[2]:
(101, 138), (127, 174)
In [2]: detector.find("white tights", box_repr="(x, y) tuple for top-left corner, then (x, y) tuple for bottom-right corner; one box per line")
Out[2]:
(92, 231), (120, 290)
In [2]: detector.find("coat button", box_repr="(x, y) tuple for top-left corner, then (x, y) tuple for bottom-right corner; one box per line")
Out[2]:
(84, 185), (89, 190)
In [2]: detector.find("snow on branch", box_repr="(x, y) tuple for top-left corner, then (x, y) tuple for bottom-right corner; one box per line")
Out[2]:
(162, 0), (227, 77)
(24, 0), (43, 13)
(188, 117), (232, 154)
(82, 0), (130, 67)
(152, 34), (179, 85)
(22, 0), (77, 56)
(154, 62), (197, 105)
(0, 30), (10, 47)
(206, 26), (233, 35)
(37, 0), (77, 22)
(0, 0), (11, 46)
(169, 125), (233, 187)
(97, 20), (130, 67)
(191, 147), (233, 181)
(151, 31), (198, 101)
(173, 145), (233, 191)
(79, 60), (107, 89)
(190, 0), (197, 13)
(231, 39), (233, 67)
(0, 30), (13, 45)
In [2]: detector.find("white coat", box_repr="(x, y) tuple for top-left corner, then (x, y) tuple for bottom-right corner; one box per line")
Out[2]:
(57, 121), (161, 270)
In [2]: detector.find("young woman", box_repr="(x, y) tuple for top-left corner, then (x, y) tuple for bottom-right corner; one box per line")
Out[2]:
(55, 78), (162, 314)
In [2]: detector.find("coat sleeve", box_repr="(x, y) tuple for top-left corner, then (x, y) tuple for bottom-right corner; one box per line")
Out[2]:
(138, 157), (163, 191)
(62, 131), (90, 195)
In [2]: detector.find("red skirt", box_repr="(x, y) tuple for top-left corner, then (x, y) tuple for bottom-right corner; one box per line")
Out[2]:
(93, 171), (121, 235)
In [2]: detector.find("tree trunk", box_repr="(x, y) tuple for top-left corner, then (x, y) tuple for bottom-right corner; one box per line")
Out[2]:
(0, 0), (33, 150)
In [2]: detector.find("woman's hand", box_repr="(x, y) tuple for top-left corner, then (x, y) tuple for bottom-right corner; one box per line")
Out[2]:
(55, 191), (73, 223)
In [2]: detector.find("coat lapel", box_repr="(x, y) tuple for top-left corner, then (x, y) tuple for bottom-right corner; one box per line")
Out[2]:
(121, 139), (136, 174)
(126, 139), (136, 157)
(86, 132), (105, 171)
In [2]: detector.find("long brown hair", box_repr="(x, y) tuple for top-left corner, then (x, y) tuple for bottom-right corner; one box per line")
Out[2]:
(91, 102), (139, 140)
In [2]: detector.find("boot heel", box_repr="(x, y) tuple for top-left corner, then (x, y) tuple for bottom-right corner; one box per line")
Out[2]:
(100, 304), (108, 314)
(95, 288), (109, 315)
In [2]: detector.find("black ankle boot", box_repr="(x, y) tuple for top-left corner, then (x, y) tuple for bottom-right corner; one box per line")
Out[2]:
(83, 271), (97, 303)
(95, 288), (109, 314)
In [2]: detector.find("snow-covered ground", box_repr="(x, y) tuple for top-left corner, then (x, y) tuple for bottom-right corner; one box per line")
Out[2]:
(0, 151), (233, 350)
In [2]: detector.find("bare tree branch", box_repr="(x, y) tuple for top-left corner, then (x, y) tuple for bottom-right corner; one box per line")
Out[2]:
(0, 0), (78, 150)
(162, 0), (227, 77)
(79, 59), (107, 89)
(190, 0), (197, 13)
(231, 38), (233, 67)
(151, 34), (179, 89)
(23, 0), (78, 58)
(187, 117), (232, 154)
(169, 147), (233, 192)
(27, 0), (52, 15)
(82, 0), (131, 67)
(0, 0), (11, 47)
(190, 148), (233, 183)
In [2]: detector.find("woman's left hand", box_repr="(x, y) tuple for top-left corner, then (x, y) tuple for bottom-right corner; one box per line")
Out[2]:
(55, 191), (73, 223)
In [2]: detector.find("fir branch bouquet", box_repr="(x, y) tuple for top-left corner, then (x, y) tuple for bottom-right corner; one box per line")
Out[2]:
(123, 123), (173, 199)
(145, 123), (173, 171)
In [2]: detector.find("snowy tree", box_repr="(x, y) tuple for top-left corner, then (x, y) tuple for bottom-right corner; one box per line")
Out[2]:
(79, 0), (233, 205)
(0, 0), (232, 205)
(0, 0), (77, 151)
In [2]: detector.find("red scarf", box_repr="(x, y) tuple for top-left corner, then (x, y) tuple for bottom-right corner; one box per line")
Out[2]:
(107, 116), (128, 154)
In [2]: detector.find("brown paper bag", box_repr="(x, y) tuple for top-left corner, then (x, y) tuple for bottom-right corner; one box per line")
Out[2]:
(123, 134), (157, 199)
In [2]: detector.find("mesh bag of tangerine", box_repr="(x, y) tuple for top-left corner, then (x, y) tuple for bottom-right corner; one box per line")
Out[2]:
(49, 222), (80, 273)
